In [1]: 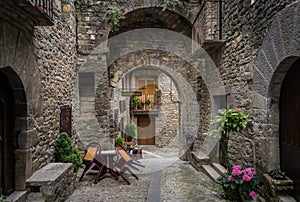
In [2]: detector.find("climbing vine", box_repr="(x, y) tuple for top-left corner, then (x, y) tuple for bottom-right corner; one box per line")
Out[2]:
(161, 0), (181, 11)
(74, 0), (92, 14)
(105, 1), (125, 32)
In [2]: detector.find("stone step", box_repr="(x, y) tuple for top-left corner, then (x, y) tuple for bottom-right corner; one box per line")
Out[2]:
(6, 191), (28, 202)
(278, 195), (297, 202)
(190, 151), (210, 171)
(202, 164), (221, 181)
(211, 163), (227, 174)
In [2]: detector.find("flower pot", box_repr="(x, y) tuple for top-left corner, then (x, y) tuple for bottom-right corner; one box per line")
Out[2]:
(263, 173), (294, 196)
(223, 187), (241, 201)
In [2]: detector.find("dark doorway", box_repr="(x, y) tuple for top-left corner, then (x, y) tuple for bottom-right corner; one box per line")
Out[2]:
(0, 72), (15, 195)
(280, 58), (300, 201)
(137, 115), (155, 145)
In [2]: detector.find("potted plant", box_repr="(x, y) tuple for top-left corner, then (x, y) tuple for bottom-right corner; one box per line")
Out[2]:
(263, 169), (293, 196)
(139, 101), (145, 110)
(125, 122), (137, 142)
(54, 132), (82, 172)
(217, 164), (258, 201)
(0, 195), (7, 202)
(145, 99), (154, 109)
(205, 109), (251, 167)
(132, 97), (140, 110)
(156, 89), (162, 109)
(115, 136), (125, 148)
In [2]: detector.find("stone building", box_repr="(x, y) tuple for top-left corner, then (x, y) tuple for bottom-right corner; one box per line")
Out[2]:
(2, 0), (300, 201)
(0, 0), (77, 199)
(76, 0), (300, 200)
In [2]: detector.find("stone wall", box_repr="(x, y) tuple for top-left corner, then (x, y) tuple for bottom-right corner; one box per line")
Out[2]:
(221, 0), (295, 170)
(31, 0), (77, 171)
(0, 0), (77, 193)
(155, 74), (179, 147)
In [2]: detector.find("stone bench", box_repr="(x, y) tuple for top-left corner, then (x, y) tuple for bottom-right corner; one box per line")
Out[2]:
(26, 163), (76, 202)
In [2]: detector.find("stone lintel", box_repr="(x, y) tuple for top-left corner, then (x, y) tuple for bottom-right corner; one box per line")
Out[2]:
(252, 91), (269, 109)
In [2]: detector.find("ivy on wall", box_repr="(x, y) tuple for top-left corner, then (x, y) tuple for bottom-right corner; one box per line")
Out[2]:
(105, 1), (125, 32)
(74, 0), (92, 14)
(161, 0), (181, 11)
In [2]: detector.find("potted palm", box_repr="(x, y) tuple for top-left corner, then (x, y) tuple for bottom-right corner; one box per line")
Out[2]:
(132, 97), (140, 110)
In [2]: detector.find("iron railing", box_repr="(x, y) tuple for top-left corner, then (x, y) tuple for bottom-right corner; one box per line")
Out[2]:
(28, 0), (53, 19)
(193, 0), (224, 46)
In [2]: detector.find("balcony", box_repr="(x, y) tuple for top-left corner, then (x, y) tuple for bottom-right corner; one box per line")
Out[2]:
(0, 0), (54, 29)
(192, 0), (225, 51)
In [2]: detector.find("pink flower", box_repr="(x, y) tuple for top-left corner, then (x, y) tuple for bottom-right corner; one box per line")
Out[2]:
(231, 169), (243, 176)
(249, 191), (256, 198)
(227, 175), (234, 181)
(243, 167), (256, 177)
(232, 165), (242, 170)
(242, 174), (252, 182)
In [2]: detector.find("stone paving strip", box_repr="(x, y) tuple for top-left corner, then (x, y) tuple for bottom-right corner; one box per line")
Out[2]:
(67, 146), (225, 202)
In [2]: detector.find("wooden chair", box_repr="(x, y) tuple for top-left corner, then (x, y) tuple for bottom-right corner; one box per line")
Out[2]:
(113, 147), (145, 185)
(79, 142), (106, 184)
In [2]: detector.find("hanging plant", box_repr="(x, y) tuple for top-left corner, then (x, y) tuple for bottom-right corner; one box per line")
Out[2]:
(105, 1), (126, 31)
(205, 109), (251, 139)
(161, 0), (181, 11)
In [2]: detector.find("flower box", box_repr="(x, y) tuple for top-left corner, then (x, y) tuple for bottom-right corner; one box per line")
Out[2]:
(263, 173), (293, 196)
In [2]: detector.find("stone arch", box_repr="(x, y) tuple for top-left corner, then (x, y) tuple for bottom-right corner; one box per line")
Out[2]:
(101, 28), (225, 156)
(0, 66), (28, 191)
(109, 6), (193, 38)
(253, 1), (300, 170)
(119, 0), (198, 25)
(108, 56), (201, 157)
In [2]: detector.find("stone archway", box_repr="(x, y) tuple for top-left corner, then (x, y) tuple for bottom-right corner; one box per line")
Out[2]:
(108, 58), (201, 157)
(253, 0), (300, 180)
(77, 4), (225, 158)
(95, 27), (225, 157)
(115, 0), (199, 25)
(0, 67), (28, 192)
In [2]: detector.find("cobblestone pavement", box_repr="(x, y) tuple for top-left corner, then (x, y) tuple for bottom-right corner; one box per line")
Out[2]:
(66, 147), (225, 202)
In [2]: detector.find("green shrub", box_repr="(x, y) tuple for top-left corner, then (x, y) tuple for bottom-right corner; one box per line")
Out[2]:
(125, 122), (137, 141)
(54, 132), (82, 172)
(0, 195), (7, 202)
(269, 169), (287, 180)
(115, 136), (125, 147)
(205, 109), (251, 138)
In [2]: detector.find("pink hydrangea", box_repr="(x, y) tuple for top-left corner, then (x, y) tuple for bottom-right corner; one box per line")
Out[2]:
(231, 165), (243, 176)
(242, 174), (252, 182)
(232, 165), (242, 170)
(249, 191), (256, 198)
(227, 175), (234, 181)
(243, 167), (256, 178)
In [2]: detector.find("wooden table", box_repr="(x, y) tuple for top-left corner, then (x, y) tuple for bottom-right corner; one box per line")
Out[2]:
(94, 150), (118, 183)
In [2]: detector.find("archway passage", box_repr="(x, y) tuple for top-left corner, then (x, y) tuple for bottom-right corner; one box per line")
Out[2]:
(280, 58), (300, 201)
(0, 72), (15, 195)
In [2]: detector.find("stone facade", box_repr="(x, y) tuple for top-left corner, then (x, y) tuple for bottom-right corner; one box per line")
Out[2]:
(220, 0), (296, 171)
(32, 0), (77, 171)
(0, 0), (77, 196)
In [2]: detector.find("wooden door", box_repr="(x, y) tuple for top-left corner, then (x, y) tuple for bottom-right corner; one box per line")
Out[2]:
(137, 115), (155, 145)
(280, 59), (300, 201)
(0, 73), (15, 195)
(60, 105), (72, 137)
